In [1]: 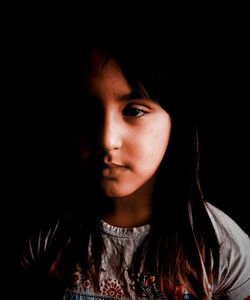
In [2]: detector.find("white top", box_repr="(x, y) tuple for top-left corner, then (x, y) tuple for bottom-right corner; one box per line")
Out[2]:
(207, 203), (250, 299)
(64, 203), (250, 299)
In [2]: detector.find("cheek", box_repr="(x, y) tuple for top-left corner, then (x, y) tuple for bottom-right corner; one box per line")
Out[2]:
(147, 116), (171, 154)
(149, 128), (170, 163)
(132, 123), (171, 171)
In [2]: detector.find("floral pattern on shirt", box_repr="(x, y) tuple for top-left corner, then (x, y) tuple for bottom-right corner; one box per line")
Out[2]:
(67, 268), (195, 299)
(100, 278), (124, 298)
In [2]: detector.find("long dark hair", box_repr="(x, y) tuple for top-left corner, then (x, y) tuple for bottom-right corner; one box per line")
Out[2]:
(47, 38), (220, 299)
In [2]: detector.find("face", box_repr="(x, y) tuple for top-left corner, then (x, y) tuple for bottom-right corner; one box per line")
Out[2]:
(82, 51), (171, 198)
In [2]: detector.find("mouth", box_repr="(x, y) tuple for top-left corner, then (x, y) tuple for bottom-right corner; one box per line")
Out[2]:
(101, 163), (128, 178)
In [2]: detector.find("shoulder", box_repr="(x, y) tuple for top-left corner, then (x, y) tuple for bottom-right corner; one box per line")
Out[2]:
(20, 213), (71, 271)
(205, 202), (250, 298)
(17, 215), (71, 300)
(205, 202), (249, 245)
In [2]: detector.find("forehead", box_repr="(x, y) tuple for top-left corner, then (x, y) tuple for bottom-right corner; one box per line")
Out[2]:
(83, 47), (155, 104)
(87, 48), (121, 76)
(84, 49), (132, 96)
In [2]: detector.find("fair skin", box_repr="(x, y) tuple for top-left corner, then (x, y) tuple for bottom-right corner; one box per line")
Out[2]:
(83, 51), (171, 227)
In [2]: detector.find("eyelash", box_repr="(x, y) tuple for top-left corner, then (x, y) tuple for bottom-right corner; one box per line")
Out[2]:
(123, 107), (147, 118)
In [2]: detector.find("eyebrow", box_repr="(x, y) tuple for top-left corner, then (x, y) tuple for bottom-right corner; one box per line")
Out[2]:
(118, 91), (152, 102)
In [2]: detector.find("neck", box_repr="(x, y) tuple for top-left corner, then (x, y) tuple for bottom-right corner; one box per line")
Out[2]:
(101, 179), (155, 228)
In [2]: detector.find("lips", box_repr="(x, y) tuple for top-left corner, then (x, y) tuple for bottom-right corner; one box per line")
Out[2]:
(101, 163), (128, 178)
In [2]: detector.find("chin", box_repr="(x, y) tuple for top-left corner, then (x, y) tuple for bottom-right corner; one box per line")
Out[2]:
(101, 183), (137, 199)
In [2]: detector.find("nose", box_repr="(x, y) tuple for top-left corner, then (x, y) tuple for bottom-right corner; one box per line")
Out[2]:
(99, 111), (122, 152)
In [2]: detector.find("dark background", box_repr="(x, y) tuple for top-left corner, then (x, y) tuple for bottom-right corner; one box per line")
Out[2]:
(3, 10), (249, 279)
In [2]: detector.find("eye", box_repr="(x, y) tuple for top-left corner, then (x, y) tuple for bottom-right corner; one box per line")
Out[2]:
(123, 106), (146, 117)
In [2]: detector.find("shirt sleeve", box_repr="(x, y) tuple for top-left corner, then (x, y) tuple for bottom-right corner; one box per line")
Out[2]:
(206, 203), (250, 299)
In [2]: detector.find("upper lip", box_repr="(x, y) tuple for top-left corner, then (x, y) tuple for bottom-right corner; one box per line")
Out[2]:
(102, 162), (125, 168)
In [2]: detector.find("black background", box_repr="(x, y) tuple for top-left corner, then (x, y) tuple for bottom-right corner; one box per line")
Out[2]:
(2, 9), (249, 277)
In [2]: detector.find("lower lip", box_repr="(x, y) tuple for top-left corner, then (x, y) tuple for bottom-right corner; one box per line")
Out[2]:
(101, 166), (127, 178)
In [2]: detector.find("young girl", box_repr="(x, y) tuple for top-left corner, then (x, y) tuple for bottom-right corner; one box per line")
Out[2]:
(19, 38), (250, 299)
